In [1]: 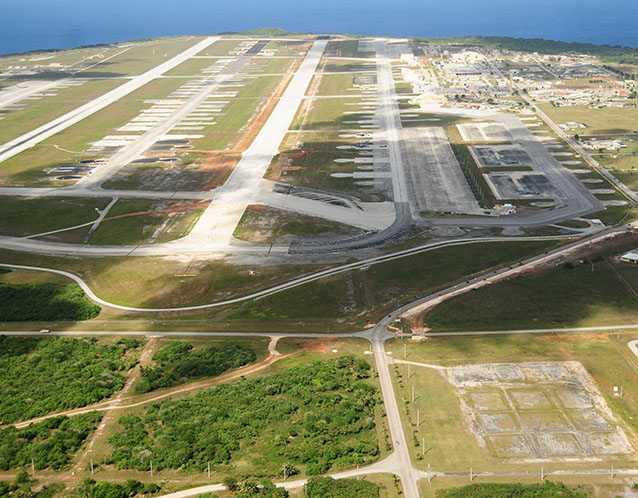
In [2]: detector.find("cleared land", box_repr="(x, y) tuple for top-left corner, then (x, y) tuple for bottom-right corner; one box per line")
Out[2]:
(388, 331), (638, 473)
(539, 103), (638, 135)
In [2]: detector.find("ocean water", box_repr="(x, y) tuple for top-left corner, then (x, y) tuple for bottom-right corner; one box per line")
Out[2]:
(2, 0), (638, 55)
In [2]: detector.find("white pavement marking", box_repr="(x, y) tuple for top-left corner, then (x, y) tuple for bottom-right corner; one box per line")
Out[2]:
(183, 40), (328, 248)
(0, 37), (219, 163)
(629, 340), (638, 360)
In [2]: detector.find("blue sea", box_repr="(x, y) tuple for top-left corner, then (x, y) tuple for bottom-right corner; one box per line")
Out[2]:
(2, 0), (638, 55)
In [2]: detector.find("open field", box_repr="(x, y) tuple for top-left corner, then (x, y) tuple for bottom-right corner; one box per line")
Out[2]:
(388, 331), (638, 474)
(309, 72), (373, 96)
(88, 199), (206, 246)
(0, 78), (189, 186)
(292, 97), (371, 130)
(0, 78), (127, 145)
(538, 103), (638, 135)
(83, 37), (204, 76)
(423, 234), (638, 331)
(195, 40), (241, 57)
(0, 196), (110, 238)
(162, 57), (223, 76)
(233, 205), (362, 243)
(232, 240), (557, 327)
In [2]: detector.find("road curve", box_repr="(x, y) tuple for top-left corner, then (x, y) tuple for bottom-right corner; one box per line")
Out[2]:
(0, 235), (574, 312)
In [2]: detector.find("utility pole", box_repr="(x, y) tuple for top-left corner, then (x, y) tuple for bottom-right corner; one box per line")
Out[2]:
(412, 385), (415, 403)
(428, 463), (431, 482)
(541, 465), (544, 481)
(408, 364), (411, 378)
(207, 461), (210, 478)
(404, 343), (406, 359)
(91, 459), (94, 476)
(422, 437), (425, 455)
(150, 460), (153, 477)
(31, 458), (35, 475)
(417, 409), (420, 426)
(470, 467), (473, 482)
(283, 463), (287, 481)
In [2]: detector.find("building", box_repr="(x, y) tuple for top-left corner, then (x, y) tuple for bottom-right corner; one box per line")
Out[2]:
(620, 250), (638, 264)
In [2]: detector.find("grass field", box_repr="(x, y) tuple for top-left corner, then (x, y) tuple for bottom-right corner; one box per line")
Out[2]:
(539, 103), (638, 134)
(293, 97), (370, 130)
(264, 40), (310, 57)
(233, 206), (361, 243)
(0, 78), (127, 145)
(387, 331), (638, 473)
(0, 196), (110, 238)
(324, 40), (375, 58)
(85, 37), (204, 76)
(423, 234), (638, 331)
(309, 73), (372, 96)
(195, 40), (241, 57)
(88, 199), (205, 246)
(0, 78), (189, 186)
(242, 57), (296, 74)
(232, 240), (558, 327)
(162, 57), (223, 76)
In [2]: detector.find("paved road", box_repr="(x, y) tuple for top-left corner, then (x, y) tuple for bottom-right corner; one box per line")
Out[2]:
(0, 37), (219, 163)
(0, 234), (573, 310)
(75, 44), (268, 189)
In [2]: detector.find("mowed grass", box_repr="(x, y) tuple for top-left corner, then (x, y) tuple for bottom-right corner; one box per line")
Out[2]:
(0, 196), (109, 236)
(424, 234), (638, 331)
(310, 72), (372, 96)
(0, 78), (127, 145)
(88, 199), (204, 246)
(85, 36), (204, 76)
(196, 39), (242, 56)
(0, 78), (188, 186)
(294, 97), (371, 130)
(539, 103), (638, 134)
(162, 57), (223, 76)
(596, 153), (638, 190)
(388, 331), (638, 471)
(264, 40), (310, 57)
(242, 57), (296, 74)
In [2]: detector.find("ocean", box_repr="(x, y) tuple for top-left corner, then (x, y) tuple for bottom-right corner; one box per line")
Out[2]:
(2, 0), (638, 55)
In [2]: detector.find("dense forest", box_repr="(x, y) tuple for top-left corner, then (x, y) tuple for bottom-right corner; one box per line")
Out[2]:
(0, 336), (140, 423)
(108, 356), (380, 476)
(135, 342), (256, 393)
(305, 476), (379, 497)
(0, 283), (100, 321)
(419, 35), (638, 65)
(437, 481), (587, 497)
(75, 479), (161, 498)
(0, 412), (102, 471)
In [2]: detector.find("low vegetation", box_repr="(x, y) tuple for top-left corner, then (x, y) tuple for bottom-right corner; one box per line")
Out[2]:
(0, 472), (63, 498)
(305, 476), (380, 497)
(436, 481), (586, 497)
(0, 412), (102, 470)
(108, 356), (380, 476)
(0, 336), (140, 423)
(135, 341), (256, 393)
(0, 282), (100, 322)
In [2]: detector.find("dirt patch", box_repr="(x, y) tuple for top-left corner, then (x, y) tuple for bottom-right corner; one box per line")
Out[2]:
(246, 204), (267, 212)
(268, 148), (316, 181)
(199, 152), (240, 190)
(302, 338), (344, 353)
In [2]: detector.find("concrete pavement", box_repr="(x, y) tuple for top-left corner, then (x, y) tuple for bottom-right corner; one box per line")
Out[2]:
(0, 37), (219, 163)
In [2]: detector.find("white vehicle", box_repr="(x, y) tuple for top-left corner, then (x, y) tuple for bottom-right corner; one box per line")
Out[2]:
(40, 329), (51, 334)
